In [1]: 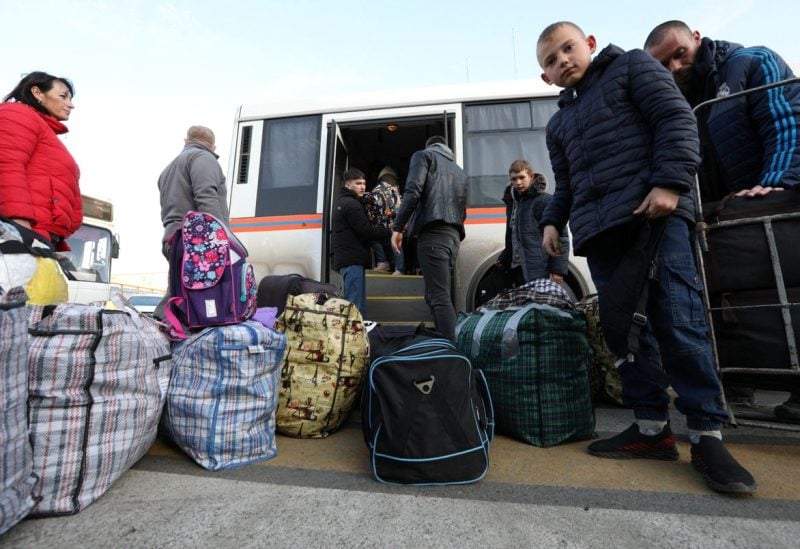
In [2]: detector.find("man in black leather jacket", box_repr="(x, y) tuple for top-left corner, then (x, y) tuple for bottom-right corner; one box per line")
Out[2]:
(391, 136), (468, 340)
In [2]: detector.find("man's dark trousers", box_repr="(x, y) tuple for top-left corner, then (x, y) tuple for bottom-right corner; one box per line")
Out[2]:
(416, 223), (460, 341)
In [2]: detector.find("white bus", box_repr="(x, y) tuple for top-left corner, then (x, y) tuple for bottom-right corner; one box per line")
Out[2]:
(63, 194), (120, 304)
(226, 80), (594, 321)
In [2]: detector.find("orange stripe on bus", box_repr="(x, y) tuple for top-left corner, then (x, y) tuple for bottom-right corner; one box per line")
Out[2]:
(231, 214), (323, 223)
(467, 207), (505, 215)
(233, 223), (323, 233)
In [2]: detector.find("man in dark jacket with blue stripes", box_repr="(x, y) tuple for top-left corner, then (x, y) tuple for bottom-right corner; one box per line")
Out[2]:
(645, 20), (800, 200)
(537, 21), (756, 495)
(646, 21), (800, 421)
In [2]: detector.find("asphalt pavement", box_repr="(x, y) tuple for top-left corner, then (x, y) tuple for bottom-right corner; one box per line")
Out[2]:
(2, 393), (800, 548)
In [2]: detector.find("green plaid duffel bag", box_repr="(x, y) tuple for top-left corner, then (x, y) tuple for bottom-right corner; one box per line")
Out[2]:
(455, 302), (595, 447)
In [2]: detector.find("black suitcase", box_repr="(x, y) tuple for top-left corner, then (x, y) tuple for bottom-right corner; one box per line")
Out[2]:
(256, 274), (340, 314)
(702, 190), (800, 295)
(711, 287), (800, 392)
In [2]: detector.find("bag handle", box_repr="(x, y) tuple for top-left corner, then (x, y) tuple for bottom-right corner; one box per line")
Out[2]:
(703, 192), (737, 222)
(163, 297), (189, 340)
(0, 217), (76, 280)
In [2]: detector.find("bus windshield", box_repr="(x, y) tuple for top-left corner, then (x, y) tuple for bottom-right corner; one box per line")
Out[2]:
(64, 223), (114, 284)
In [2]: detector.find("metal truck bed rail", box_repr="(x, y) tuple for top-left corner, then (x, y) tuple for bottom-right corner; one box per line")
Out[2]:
(692, 77), (800, 430)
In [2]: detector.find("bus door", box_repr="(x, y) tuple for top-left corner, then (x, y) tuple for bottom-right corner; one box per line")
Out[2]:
(319, 103), (462, 284)
(321, 120), (348, 282)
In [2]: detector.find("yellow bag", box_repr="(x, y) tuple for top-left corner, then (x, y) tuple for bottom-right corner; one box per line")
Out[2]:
(275, 293), (368, 438)
(25, 257), (69, 305)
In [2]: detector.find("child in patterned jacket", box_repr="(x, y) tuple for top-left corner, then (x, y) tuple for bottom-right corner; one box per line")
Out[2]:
(364, 166), (404, 274)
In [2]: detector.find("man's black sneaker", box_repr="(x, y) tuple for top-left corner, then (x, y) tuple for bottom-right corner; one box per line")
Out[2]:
(587, 423), (679, 460)
(690, 436), (757, 495)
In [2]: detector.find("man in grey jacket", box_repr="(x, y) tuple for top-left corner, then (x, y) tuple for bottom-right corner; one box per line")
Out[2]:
(391, 136), (468, 340)
(154, 125), (228, 319)
(158, 125), (229, 256)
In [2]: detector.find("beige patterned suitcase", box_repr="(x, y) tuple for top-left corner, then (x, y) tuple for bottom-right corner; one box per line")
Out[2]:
(275, 294), (368, 438)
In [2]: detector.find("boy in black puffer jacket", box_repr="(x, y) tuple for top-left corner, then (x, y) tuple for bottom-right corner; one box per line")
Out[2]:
(537, 21), (756, 495)
(332, 168), (391, 316)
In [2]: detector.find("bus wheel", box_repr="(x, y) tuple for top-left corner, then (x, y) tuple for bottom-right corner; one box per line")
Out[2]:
(562, 271), (584, 302)
(472, 266), (513, 310)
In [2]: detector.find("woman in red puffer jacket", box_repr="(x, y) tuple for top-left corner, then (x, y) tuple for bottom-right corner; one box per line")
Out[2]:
(0, 71), (81, 251)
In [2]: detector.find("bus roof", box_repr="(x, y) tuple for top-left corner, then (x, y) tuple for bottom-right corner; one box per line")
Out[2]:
(237, 78), (558, 121)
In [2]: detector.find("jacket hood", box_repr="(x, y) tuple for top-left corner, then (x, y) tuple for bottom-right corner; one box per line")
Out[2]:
(558, 44), (625, 107)
(426, 142), (455, 161)
(532, 172), (547, 192)
(339, 186), (360, 200)
(377, 166), (399, 186)
(503, 173), (548, 204)
(184, 140), (219, 159)
(689, 38), (744, 103)
(695, 38), (743, 74)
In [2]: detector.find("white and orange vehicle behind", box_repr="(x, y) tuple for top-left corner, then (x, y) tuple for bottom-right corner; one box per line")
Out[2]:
(225, 80), (594, 319)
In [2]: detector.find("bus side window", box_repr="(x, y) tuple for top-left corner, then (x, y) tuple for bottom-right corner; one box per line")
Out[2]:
(256, 116), (322, 216)
(463, 100), (558, 206)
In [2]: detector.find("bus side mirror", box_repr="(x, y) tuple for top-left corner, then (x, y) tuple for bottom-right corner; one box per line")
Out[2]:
(112, 234), (120, 259)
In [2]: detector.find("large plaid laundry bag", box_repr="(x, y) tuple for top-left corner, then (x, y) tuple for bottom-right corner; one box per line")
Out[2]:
(275, 293), (369, 438)
(26, 304), (172, 516)
(161, 321), (285, 471)
(455, 281), (595, 447)
(1, 288), (37, 534)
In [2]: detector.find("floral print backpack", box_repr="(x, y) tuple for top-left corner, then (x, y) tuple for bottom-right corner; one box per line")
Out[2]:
(165, 211), (256, 337)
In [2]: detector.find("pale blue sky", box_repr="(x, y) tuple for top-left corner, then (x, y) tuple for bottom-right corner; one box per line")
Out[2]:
(2, 0), (797, 287)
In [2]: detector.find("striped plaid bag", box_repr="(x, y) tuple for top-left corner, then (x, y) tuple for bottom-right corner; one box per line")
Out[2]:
(455, 302), (595, 447)
(275, 293), (369, 438)
(26, 304), (172, 516)
(482, 278), (575, 311)
(161, 321), (285, 471)
(1, 288), (37, 534)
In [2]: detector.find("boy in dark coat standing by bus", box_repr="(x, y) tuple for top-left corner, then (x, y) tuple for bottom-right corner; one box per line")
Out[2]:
(537, 21), (756, 494)
(498, 159), (569, 285)
(332, 168), (391, 315)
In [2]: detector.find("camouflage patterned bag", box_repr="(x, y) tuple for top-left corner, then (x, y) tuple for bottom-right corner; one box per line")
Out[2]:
(275, 293), (369, 438)
(575, 294), (624, 406)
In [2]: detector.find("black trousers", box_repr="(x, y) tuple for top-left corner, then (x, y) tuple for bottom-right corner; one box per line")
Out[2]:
(416, 224), (460, 341)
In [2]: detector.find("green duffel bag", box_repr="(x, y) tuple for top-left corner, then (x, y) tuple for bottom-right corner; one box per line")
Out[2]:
(455, 303), (595, 447)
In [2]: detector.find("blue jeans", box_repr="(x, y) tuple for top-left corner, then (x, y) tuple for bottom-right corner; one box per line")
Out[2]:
(587, 216), (728, 431)
(371, 239), (404, 272)
(339, 265), (366, 316)
(417, 224), (460, 341)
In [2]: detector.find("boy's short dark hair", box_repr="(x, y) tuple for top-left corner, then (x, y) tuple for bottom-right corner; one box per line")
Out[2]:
(342, 168), (365, 184)
(509, 159), (535, 176)
(537, 21), (584, 46)
(425, 135), (447, 148)
(644, 20), (691, 49)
